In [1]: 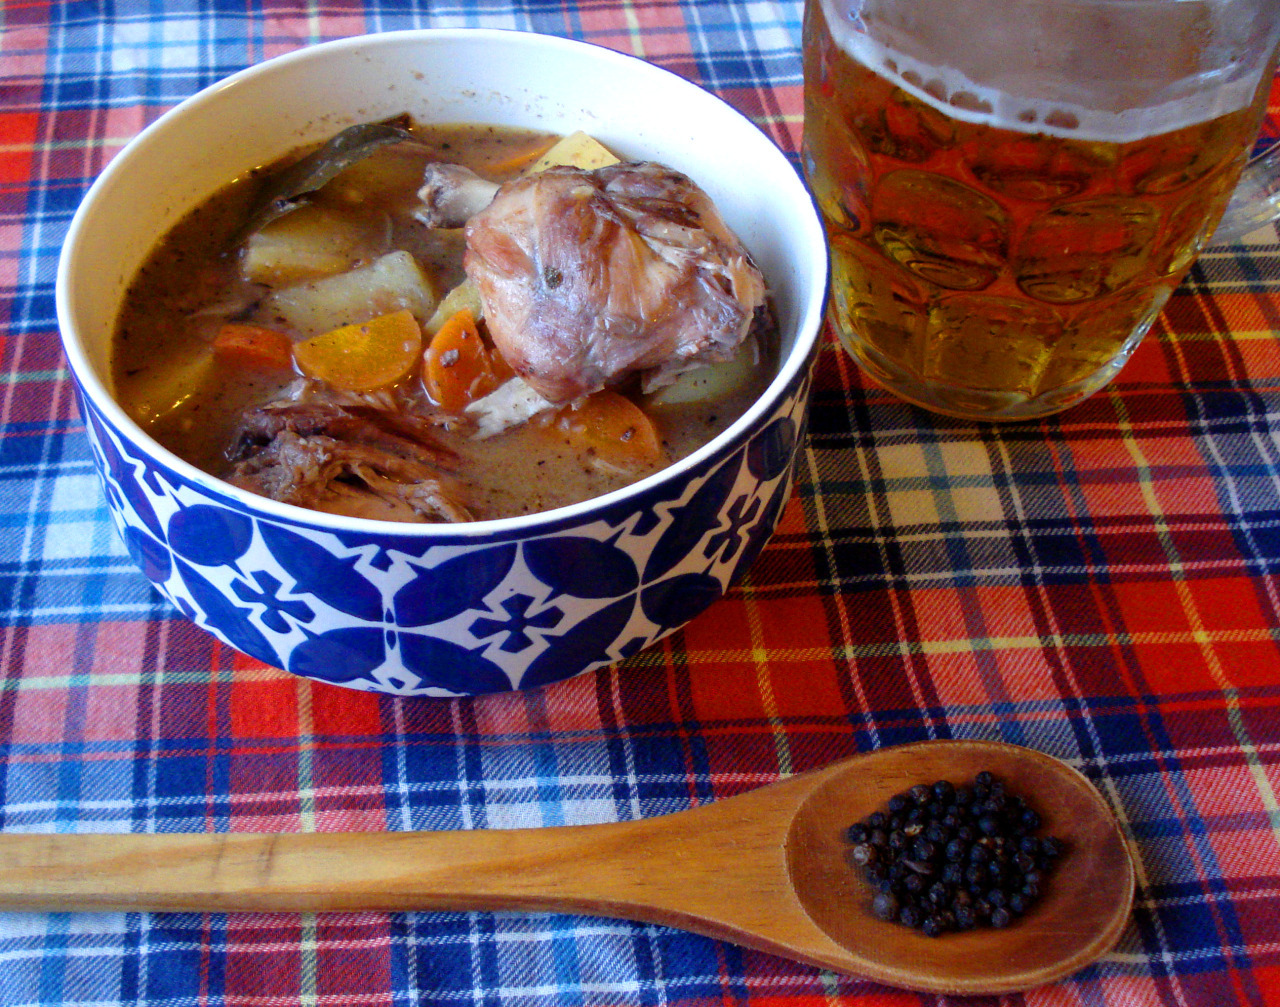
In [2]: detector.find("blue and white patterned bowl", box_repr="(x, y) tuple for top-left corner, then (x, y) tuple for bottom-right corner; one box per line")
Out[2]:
(57, 29), (827, 696)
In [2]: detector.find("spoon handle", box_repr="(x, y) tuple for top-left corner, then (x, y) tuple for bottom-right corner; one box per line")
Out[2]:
(0, 826), (672, 914)
(0, 779), (814, 956)
(0, 828), (611, 913)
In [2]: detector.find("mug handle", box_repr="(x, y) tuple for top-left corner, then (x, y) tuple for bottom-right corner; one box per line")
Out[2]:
(1209, 140), (1280, 244)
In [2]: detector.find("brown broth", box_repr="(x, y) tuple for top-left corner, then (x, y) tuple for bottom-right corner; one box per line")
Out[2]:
(112, 122), (773, 521)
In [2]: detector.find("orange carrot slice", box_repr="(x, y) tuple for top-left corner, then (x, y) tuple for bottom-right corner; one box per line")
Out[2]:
(422, 308), (500, 412)
(212, 323), (294, 371)
(483, 137), (560, 177)
(293, 309), (423, 392)
(546, 390), (664, 471)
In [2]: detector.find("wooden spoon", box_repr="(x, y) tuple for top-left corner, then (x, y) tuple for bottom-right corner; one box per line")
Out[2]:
(0, 739), (1134, 995)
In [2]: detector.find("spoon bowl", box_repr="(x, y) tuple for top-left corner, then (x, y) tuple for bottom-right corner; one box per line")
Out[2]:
(0, 739), (1135, 994)
(784, 739), (1135, 992)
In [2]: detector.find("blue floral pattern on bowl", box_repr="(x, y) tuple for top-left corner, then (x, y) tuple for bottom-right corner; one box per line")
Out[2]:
(75, 362), (812, 697)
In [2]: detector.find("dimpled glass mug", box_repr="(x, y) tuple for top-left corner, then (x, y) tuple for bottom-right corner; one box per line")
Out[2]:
(803, 0), (1280, 420)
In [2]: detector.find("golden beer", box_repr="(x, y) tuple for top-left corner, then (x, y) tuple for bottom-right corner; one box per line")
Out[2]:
(803, 0), (1270, 418)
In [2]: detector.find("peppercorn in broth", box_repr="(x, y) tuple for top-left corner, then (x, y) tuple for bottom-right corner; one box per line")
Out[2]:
(112, 119), (777, 522)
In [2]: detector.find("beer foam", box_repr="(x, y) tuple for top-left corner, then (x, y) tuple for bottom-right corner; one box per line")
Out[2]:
(819, 0), (1261, 143)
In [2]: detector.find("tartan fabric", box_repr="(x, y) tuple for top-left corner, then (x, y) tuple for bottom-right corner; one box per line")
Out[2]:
(2, 1), (1280, 1005)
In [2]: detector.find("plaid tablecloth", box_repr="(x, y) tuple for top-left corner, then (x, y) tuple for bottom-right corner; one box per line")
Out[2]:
(3, 2), (1279, 1005)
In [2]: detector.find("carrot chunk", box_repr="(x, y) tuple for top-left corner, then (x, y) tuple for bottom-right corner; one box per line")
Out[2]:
(546, 390), (664, 471)
(212, 323), (295, 371)
(293, 309), (423, 392)
(422, 308), (501, 412)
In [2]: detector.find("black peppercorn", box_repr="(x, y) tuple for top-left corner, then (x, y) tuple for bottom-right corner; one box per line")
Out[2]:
(844, 768), (1065, 937)
(912, 838), (938, 862)
(872, 891), (899, 921)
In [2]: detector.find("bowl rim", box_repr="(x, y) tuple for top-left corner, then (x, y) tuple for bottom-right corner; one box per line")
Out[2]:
(57, 27), (828, 539)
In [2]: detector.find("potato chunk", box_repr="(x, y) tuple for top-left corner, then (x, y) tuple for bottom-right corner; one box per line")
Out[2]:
(322, 144), (431, 207)
(240, 205), (371, 286)
(126, 347), (218, 429)
(527, 131), (620, 172)
(423, 279), (484, 335)
(646, 338), (761, 408)
(260, 251), (440, 337)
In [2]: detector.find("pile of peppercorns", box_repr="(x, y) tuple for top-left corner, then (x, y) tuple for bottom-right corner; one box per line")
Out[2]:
(844, 770), (1065, 937)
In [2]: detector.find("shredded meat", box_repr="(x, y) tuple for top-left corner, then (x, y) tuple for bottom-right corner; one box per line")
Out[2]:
(228, 402), (473, 523)
(462, 162), (767, 404)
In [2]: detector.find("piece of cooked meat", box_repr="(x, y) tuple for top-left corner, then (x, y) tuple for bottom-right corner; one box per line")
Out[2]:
(462, 162), (767, 404)
(415, 163), (501, 228)
(464, 377), (557, 439)
(228, 402), (473, 523)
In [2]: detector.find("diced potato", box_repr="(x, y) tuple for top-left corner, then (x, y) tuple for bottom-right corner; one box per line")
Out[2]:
(261, 250), (440, 337)
(646, 339), (761, 408)
(424, 280), (484, 335)
(527, 131), (621, 172)
(240, 205), (370, 286)
(322, 145), (430, 206)
(124, 346), (218, 429)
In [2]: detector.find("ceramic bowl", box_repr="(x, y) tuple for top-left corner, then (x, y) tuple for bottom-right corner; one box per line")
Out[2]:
(57, 28), (827, 696)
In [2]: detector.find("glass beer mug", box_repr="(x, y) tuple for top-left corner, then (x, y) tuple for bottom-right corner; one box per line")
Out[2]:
(802, 0), (1280, 419)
